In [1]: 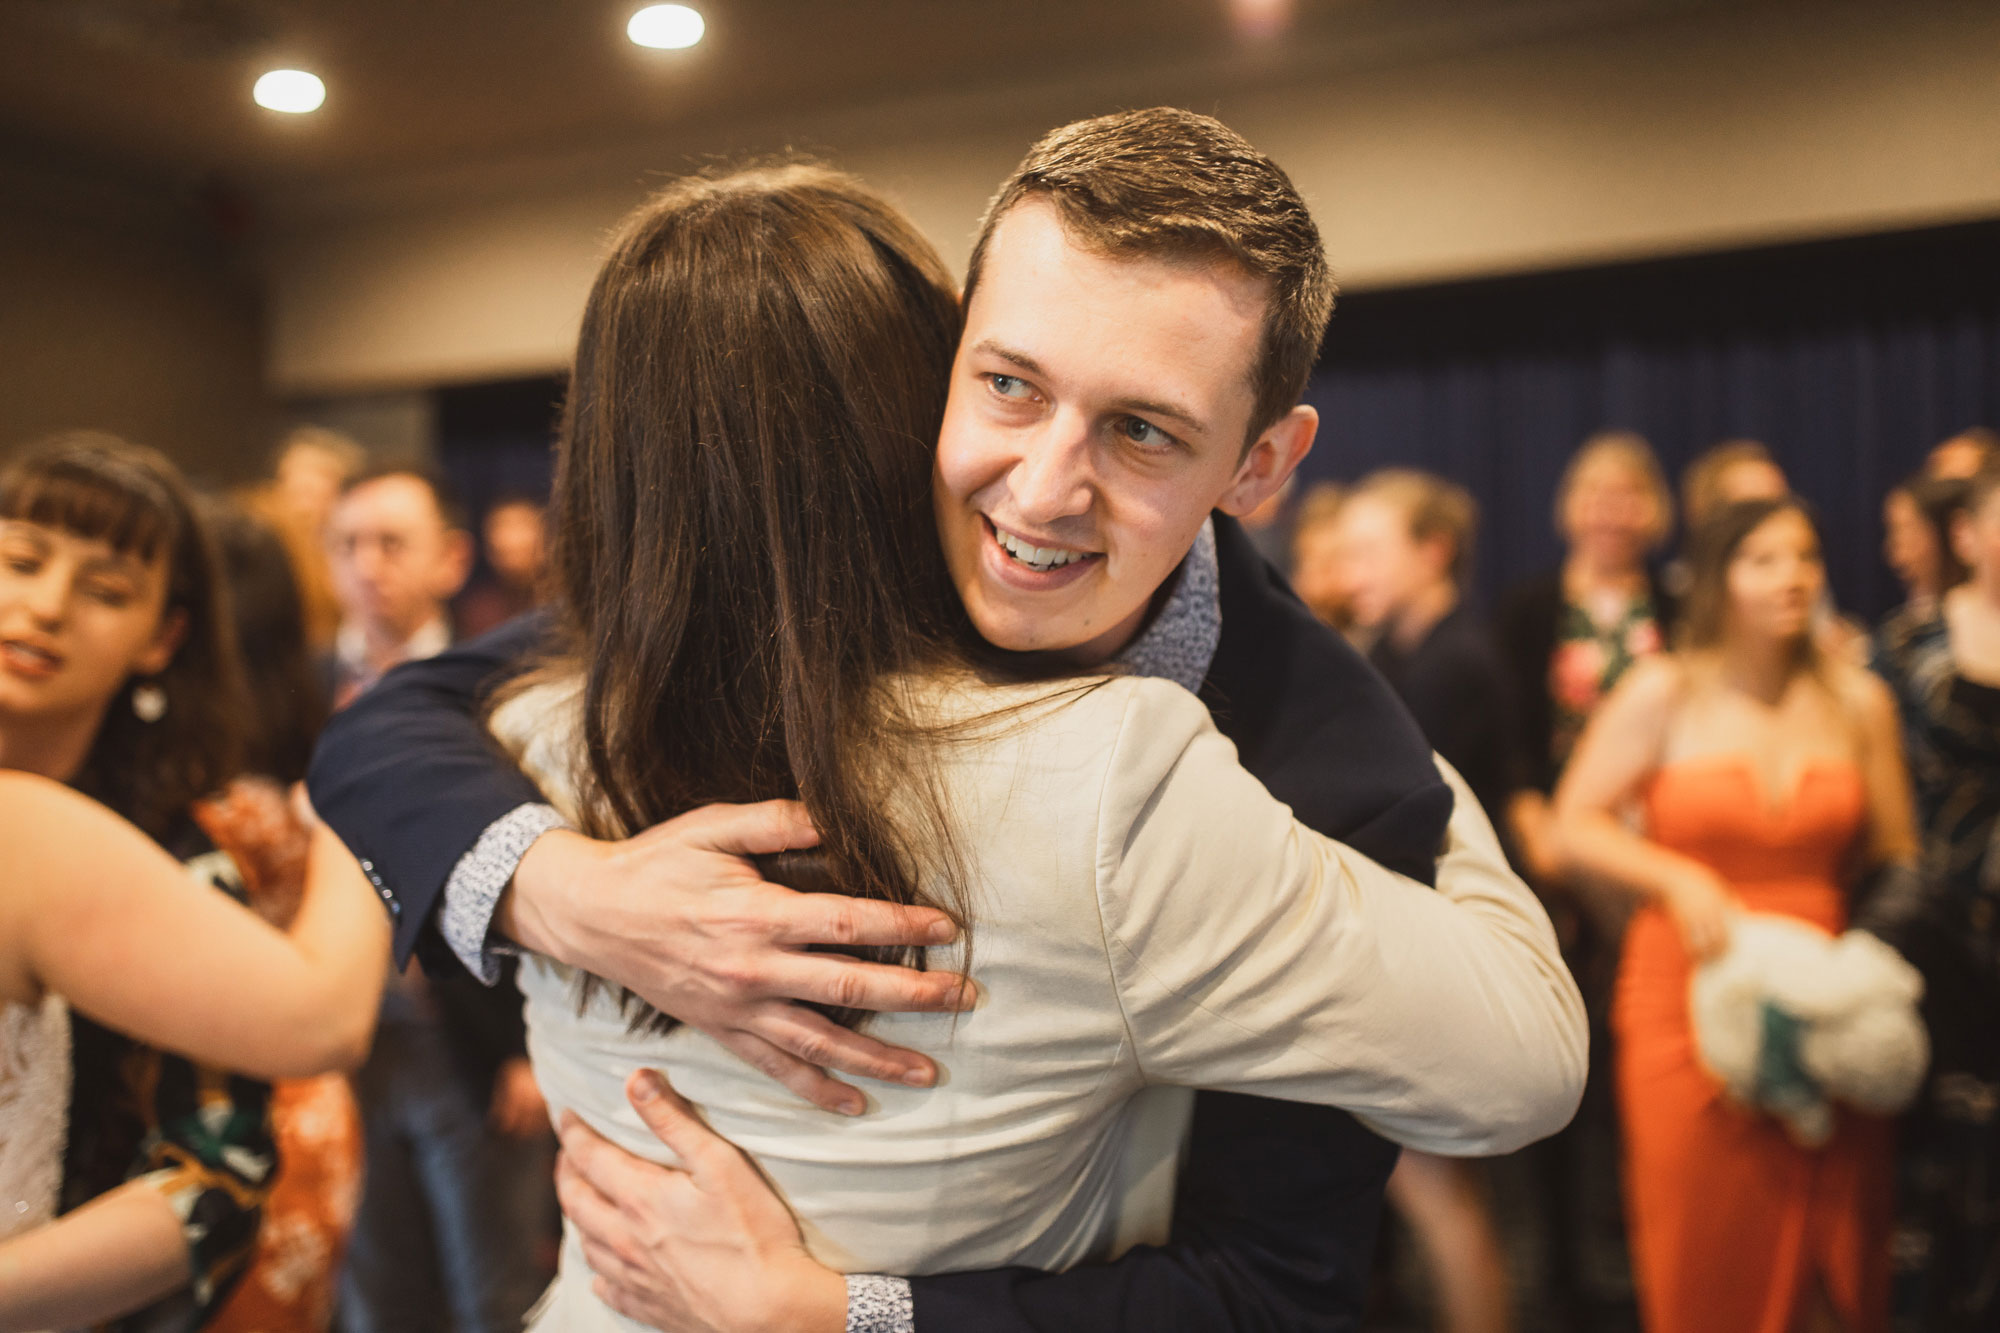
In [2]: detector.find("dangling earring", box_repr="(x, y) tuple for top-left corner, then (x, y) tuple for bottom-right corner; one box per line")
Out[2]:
(131, 681), (168, 723)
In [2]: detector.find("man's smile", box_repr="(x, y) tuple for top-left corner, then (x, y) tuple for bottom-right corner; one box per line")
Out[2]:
(981, 515), (1102, 590)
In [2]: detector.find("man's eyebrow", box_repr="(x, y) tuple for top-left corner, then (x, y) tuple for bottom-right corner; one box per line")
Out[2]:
(971, 338), (1047, 378)
(971, 338), (1209, 435)
(1110, 394), (1207, 436)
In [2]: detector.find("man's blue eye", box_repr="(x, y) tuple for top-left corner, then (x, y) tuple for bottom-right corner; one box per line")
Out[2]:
(1119, 417), (1172, 449)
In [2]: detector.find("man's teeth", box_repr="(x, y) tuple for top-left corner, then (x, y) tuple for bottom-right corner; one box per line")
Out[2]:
(995, 528), (1087, 572)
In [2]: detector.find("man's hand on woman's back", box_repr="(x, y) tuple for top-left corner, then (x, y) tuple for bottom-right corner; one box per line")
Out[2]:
(498, 799), (973, 1115)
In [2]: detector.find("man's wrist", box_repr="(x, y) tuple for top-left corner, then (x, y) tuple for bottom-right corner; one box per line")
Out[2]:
(842, 1273), (912, 1333)
(497, 826), (595, 962)
(439, 803), (571, 982)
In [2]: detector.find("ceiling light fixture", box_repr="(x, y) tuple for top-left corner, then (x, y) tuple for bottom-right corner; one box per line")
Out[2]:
(628, 4), (704, 50)
(253, 68), (326, 113)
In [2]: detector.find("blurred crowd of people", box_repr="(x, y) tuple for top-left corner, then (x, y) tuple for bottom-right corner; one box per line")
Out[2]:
(3, 409), (1997, 1332)
(1273, 425), (2000, 1333)
(0, 426), (552, 1332)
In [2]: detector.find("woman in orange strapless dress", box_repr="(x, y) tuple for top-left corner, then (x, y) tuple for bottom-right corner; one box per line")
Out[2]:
(1554, 497), (1918, 1333)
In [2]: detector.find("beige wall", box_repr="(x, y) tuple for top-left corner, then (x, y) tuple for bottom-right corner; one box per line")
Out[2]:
(0, 177), (273, 482)
(260, 0), (2000, 396)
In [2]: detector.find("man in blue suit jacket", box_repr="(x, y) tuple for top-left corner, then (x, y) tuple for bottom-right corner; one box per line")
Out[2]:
(308, 109), (1581, 1332)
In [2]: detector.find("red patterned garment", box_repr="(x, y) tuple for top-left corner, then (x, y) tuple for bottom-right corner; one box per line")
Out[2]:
(195, 778), (365, 1333)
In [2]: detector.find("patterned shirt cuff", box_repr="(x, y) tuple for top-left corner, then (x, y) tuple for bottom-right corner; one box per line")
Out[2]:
(845, 1274), (915, 1333)
(439, 803), (572, 984)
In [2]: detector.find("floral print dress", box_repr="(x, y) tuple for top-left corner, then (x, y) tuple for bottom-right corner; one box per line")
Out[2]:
(1547, 593), (1665, 773)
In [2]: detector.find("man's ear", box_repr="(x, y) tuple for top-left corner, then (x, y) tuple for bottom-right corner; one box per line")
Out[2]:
(1952, 511), (1978, 573)
(1216, 405), (1317, 517)
(132, 607), (188, 678)
(438, 529), (475, 601)
(1418, 533), (1458, 584)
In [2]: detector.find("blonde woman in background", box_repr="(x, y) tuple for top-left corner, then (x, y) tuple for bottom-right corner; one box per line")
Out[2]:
(1494, 430), (1676, 1330)
(240, 427), (365, 650)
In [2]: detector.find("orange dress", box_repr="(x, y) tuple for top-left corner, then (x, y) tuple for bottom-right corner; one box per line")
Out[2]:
(1615, 757), (1894, 1333)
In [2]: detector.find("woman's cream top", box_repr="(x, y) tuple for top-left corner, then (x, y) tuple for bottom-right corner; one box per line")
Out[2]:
(492, 672), (1582, 1328)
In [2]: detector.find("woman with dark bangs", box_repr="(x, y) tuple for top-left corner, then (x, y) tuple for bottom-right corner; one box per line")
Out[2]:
(0, 432), (388, 1330)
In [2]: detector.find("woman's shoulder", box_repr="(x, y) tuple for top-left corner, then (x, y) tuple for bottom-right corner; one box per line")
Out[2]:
(913, 672), (1223, 809)
(1817, 656), (1897, 731)
(486, 670), (590, 820)
(915, 669), (1212, 735)
(1613, 652), (1692, 712)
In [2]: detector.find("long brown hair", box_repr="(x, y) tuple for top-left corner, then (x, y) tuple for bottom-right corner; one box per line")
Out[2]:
(543, 164), (976, 1031)
(0, 432), (245, 841)
(1677, 494), (1823, 664)
(203, 498), (326, 784)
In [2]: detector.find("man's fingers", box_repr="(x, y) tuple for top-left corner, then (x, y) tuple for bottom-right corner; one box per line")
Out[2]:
(593, 1276), (662, 1328)
(626, 1069), (740, 1176)
(676, 799), (822, 857)
(557, 1109), (681, 1205)
(768, 892), (960, 949)
(713, 1029), (867, 1116)
(764, 952), (976, 1016)
(751, 1004), (940, 1088)
(555, 1150), (645, 1273)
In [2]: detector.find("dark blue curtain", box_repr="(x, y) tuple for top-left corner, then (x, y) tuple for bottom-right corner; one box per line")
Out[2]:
(1301, 219), (2000, 621)
(434, 376), (563, 584)
(431, 222), (2000, 624)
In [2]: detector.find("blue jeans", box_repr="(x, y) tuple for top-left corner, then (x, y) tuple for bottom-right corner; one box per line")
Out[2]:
(340, 1017), (555, 1333)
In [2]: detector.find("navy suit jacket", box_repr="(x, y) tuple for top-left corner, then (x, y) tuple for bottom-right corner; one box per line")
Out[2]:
(308, 512), (1454, 1331)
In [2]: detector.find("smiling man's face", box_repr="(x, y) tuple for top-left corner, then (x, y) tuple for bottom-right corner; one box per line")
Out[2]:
(933, 198), (1315, 662)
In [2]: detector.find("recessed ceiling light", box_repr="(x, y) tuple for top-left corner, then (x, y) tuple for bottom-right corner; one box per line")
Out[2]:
(628, 4), (704, 50)
(254, 69), (326, 114)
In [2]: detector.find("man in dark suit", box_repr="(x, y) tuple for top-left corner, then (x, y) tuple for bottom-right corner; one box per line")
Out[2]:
(309, 110), (1582, 1332)
(322, 466), (555, 1333)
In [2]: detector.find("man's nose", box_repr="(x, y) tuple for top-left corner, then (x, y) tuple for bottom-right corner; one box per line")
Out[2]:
(1008, 415), (1095, 525)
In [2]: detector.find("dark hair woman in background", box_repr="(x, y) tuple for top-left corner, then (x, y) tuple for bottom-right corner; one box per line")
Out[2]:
(1868, 462), (2000, 1333)
(196, 501), (362, 1333)
(1877, 472), (1970, 652)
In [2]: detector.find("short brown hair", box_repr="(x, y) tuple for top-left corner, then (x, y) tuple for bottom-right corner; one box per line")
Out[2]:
(1965, 457), (2000, 516)
(964, 108), (1334, 445)
(1354, 468), (1480, 589)
(338, 463), (467, 533)
(1681, 439), (1779, 531)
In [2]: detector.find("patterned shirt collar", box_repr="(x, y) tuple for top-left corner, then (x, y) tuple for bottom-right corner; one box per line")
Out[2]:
(1113, 517), (1222, 695)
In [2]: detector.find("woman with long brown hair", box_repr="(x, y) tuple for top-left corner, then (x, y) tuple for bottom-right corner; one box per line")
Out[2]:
(1554, 496), (1915, 1333)
(195, 500), (364, 1333)
(478, 163), (1578, 1328)
(0, 433), (387, 1329)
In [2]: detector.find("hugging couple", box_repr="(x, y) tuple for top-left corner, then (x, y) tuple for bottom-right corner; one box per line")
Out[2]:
(309, 107), (1586, 1332)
